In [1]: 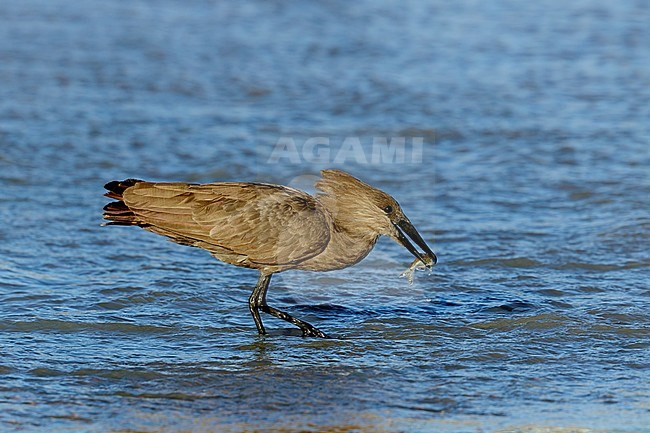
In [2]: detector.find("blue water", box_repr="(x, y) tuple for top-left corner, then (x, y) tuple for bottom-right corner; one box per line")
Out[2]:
(1, 1), (649, 432)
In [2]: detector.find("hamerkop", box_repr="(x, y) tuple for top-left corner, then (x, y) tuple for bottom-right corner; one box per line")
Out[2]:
(103, 170), (436, 338)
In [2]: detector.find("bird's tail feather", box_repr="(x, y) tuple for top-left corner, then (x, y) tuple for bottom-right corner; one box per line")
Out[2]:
(102, 179), (144, 226)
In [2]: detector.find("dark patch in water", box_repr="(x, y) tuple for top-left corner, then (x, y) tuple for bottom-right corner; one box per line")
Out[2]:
(483, 300), (537, 313)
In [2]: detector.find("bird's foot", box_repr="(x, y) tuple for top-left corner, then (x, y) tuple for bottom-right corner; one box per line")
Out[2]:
(300, 324), (331, 339)
(259, 304), (331, 338)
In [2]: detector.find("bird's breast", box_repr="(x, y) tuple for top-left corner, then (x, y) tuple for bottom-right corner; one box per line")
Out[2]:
(294, 228), (378, 272)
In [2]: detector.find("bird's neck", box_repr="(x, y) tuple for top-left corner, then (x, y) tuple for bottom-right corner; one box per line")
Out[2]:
(296, 198), (379, 272)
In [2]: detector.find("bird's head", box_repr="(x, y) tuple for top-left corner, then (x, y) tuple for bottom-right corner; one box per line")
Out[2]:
(316, 169), (437, 268)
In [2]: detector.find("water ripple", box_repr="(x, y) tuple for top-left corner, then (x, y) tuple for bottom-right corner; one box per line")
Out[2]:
(1, 0), (649, 431)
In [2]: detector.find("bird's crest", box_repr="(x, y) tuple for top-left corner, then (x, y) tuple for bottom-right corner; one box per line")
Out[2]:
(315, 169), (396, 232)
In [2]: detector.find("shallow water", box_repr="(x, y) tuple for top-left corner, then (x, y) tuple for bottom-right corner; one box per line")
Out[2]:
(1, 0), (649, 432)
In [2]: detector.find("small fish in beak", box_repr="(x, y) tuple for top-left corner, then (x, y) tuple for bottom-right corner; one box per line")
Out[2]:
(400, 254), (435, 285)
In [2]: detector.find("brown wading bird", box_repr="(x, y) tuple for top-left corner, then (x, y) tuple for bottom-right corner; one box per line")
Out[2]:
(103, 170), (436, 338)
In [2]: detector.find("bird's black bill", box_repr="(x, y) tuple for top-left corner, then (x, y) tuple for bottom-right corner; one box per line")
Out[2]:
(394, 219), (437, 267)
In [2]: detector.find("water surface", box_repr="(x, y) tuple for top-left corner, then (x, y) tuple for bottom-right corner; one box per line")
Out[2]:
(1, 1), (649, 432)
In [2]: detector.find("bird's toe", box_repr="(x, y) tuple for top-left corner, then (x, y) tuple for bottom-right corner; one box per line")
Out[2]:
(301, 326), (331, 339)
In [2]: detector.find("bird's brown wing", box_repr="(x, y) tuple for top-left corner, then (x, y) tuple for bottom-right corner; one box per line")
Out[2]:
(122, 182), (330, 267)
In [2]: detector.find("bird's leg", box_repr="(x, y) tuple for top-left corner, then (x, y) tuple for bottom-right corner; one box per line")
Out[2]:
(248, 273), (270, 335)
(252, 272), (330, 339)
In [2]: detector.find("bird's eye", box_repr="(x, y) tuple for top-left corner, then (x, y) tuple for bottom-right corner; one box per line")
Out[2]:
(383, 205), (393, 214)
